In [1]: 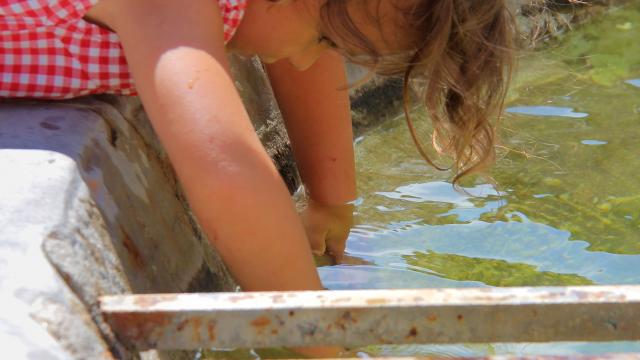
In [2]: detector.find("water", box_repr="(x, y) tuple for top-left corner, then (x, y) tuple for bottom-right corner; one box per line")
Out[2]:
(319, 3), (640, 358)
(506, 106), (590, 118)
(204, 4), (640, 359)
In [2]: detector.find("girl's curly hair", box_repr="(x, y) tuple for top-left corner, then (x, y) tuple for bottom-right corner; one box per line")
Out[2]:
(320, 0), (516, 184)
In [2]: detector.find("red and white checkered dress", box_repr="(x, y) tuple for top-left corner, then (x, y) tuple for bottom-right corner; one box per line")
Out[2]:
(0, 0), (247, 99)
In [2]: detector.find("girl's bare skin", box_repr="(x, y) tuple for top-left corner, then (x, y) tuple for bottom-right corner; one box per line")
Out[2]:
(81, 0), (515, 356)
(86, 0), (343, 291)
(83, 0), (395, 292)
(85, 2), (360, 356)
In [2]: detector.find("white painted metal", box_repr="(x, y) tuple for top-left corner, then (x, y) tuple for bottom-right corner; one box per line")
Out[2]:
(101, 285), (640, 350)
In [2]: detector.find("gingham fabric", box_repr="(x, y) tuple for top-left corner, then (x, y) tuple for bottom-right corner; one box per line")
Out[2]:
(0, 0), (247, 99)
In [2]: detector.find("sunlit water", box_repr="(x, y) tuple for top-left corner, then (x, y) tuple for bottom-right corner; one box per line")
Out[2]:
(320, 4), (640, 358)
(204, 4), (640, 359)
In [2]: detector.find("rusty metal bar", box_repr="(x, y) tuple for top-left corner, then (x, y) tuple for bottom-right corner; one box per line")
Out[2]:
(100, 285), (640, 351)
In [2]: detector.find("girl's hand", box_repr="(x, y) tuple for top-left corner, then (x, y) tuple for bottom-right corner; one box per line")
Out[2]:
(300, 198), (354, 262)
(266, 53), (357, 263)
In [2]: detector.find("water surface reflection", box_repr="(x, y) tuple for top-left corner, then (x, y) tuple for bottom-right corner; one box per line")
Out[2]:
(319, 4), (640, 357)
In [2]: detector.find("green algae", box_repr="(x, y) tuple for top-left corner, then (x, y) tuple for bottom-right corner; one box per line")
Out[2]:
(333, 5), (640, 358)
(550, 3), (640, 86)
(337, 6), (640, 355)
(404, 251), (593, 287)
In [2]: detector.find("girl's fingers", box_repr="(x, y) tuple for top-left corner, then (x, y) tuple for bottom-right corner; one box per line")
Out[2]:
(326, 229), (348, 262)
(307, 226), (328, 255)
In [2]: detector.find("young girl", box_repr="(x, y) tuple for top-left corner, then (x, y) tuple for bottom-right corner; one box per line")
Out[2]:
(1, 0), (513, 295)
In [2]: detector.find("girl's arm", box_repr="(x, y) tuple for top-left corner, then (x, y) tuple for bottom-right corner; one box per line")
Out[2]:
(266, 52), (356, 206)
(99, 0), (322, 291)
(266, 52), (356, 259)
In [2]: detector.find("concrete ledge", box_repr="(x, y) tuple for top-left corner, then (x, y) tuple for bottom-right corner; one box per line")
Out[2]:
(0, 149), (122, 358)
(0, 101), (240, 358)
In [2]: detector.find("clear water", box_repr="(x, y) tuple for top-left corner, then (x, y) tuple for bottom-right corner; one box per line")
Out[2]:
(319, 3), (640, 358)
(204, 4), (640, 359)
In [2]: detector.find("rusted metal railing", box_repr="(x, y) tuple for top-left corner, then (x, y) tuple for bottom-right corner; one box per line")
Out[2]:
(100, 285), (640, 352)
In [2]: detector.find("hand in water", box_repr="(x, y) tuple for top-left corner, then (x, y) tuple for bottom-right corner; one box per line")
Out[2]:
(299, 199), (354, 262)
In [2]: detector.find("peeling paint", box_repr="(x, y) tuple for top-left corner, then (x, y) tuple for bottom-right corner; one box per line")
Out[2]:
(250, 316), (271, 328)
(101, 286), (640, 350)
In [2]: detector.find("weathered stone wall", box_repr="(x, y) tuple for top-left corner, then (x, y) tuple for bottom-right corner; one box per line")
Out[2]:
(0, 99), (241, 359)
(1, 104), (133, 359)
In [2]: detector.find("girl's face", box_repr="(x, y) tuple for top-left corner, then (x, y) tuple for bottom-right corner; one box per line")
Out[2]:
(226, 0), (330, 70)
(227, 0), (405, 70)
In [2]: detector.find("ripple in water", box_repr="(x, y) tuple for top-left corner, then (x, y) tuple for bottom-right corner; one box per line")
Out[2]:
(626, 79), (640, 88)
(581, 140), (608, 146)
(506, 106), (589, 118)
(375, 181), (500, 207)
